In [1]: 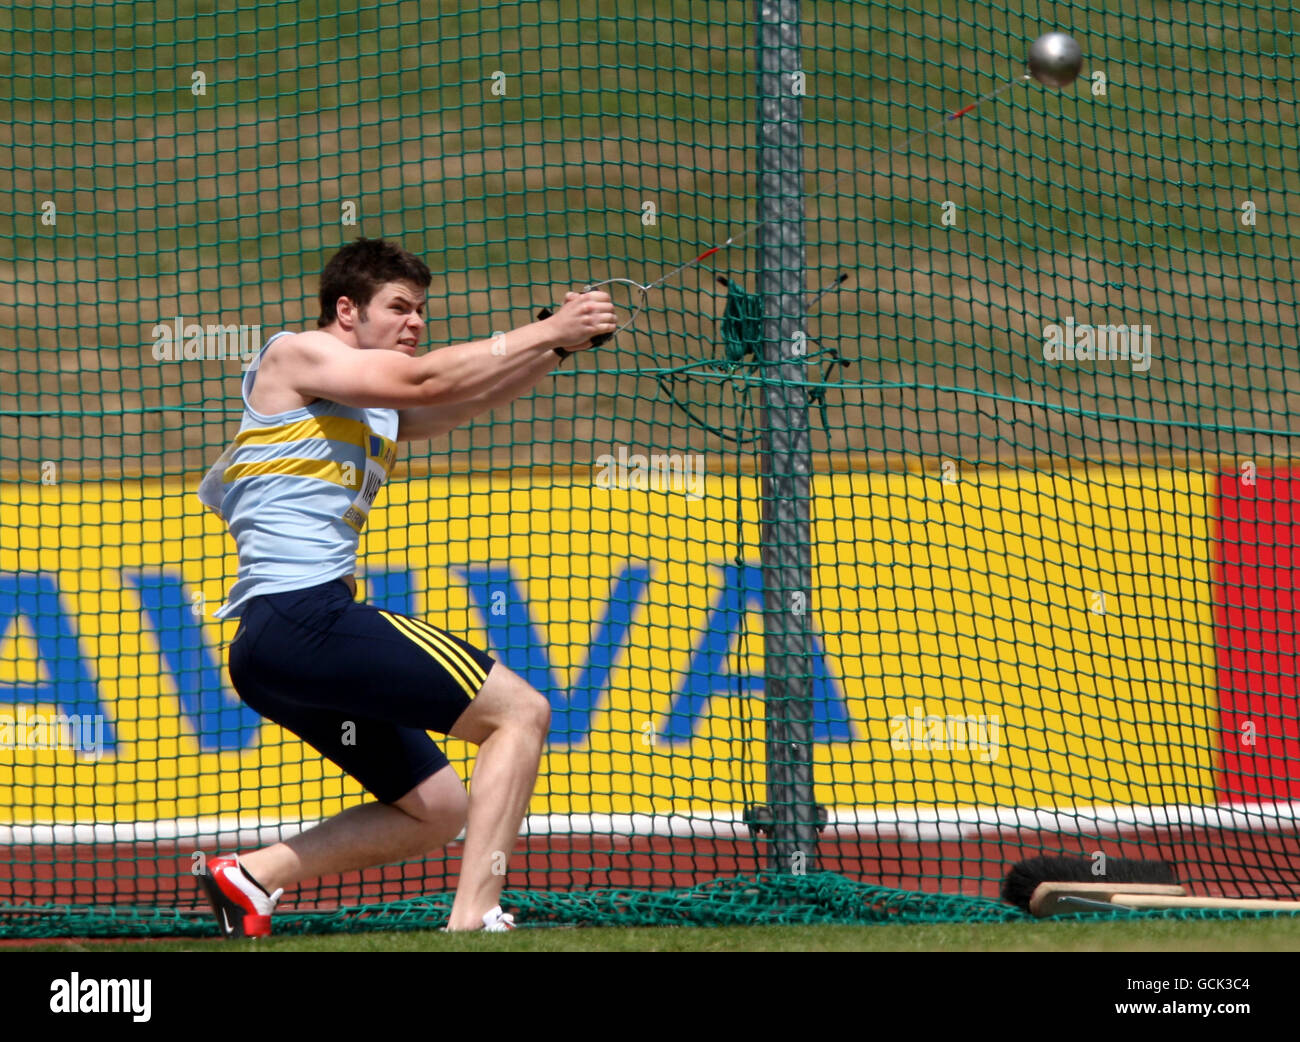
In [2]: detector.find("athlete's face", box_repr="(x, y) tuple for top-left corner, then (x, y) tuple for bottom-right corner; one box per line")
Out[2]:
(354, 281), (427, 356)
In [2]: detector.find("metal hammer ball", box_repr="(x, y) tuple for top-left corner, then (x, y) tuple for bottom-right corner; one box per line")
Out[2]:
(1027, 32), (1083, 88)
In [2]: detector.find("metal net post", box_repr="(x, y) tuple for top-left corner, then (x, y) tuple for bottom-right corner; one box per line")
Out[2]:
(755, 0), (818, 874)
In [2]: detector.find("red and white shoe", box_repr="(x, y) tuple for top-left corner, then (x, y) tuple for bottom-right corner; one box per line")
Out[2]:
(198, 854), (284, 939)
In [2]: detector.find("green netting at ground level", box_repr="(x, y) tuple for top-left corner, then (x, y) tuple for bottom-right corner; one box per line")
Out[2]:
(6, 873), (1299, 939)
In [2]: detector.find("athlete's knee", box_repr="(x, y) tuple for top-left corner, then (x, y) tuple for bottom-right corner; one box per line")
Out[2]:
(514, 682), (551, 736)
(394, 766), (468, 836)
(450, 663), (551, 744)
(480, 677), (550, 739)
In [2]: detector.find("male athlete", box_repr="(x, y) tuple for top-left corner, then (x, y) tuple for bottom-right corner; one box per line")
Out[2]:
(195, 237), (616, 934)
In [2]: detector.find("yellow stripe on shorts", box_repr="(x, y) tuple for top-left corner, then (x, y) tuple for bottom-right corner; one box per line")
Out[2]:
(378, 611), (484, 698)
(397, 614), (488, 687)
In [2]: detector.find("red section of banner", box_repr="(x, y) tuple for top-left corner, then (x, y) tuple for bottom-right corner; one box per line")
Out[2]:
(1214, 470), (1300, 802)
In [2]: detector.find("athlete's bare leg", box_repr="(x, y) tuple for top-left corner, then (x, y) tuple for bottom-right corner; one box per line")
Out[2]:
(442, 663), (550, 930)
(239, 765), (468, 889)
(237, 661), (548, 931)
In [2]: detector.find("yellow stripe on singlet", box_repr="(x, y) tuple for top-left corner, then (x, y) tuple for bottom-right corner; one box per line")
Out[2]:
(378, 611), (483, 698)
(222, 457), (362, 488)
(234, 414), (371, 450)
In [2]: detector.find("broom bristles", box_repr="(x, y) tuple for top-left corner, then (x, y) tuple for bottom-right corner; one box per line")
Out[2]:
(1001, 855), (1178, 911)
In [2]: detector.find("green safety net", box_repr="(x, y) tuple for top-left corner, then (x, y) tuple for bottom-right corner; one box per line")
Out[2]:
(1, 2), (1298, 935)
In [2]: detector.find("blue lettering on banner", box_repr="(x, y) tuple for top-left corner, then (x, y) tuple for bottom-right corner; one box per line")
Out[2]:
(0, 571), (116, 753)
(457, 562), (652, 746)
(123, 572), (261, 751)
(662, 563), (854, 744)
(360, 567), (414, 614)
(2, 564), (856, 754)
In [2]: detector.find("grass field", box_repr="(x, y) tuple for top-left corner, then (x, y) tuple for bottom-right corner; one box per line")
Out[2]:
(10, 917), (1300, 952)
(3, 2), (1297, 478)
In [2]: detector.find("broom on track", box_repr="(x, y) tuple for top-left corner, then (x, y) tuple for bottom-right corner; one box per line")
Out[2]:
(1002, 855), (1300, 917)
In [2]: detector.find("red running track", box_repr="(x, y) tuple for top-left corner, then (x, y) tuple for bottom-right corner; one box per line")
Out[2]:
(3, 826), (1299, 917)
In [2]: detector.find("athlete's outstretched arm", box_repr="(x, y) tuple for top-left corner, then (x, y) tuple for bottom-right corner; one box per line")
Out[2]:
(395, 295), (610, 441)
(266, 291), (615, 440)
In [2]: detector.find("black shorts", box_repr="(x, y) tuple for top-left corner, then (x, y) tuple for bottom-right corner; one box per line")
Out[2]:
(228, 578), (495, 804)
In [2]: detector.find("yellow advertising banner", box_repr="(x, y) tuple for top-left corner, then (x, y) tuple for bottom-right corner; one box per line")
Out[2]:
(0, 468), (1219, 824)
